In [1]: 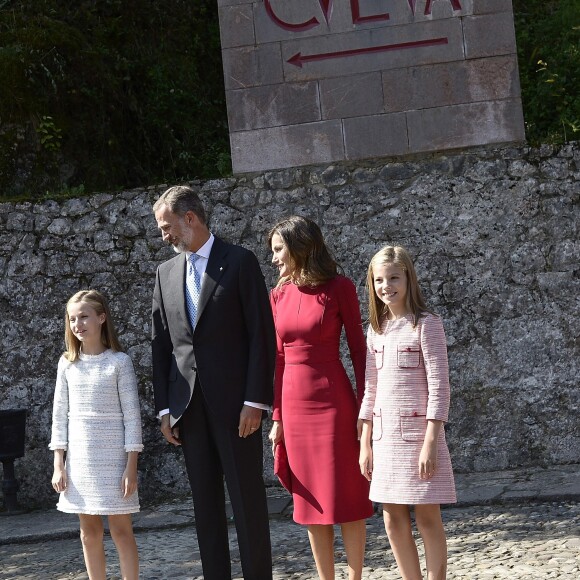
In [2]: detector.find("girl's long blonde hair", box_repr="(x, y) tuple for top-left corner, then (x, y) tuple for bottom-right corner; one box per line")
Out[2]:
(64, 290), (123, 362)
(367, 246), (432, 333)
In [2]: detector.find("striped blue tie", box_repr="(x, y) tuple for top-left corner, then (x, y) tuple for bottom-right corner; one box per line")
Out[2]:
(186, 254), (202, 328)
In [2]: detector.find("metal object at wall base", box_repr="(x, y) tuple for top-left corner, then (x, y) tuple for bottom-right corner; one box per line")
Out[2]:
(1, 458), (25, 514)
(0, 409), (27, 515)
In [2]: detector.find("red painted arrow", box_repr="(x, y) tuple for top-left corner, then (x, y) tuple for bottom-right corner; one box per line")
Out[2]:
(287, 37), (449, 68)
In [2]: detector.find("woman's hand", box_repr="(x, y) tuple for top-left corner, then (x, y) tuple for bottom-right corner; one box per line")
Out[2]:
(419, 440), (438, 479)
(52, 450), (67, 493)
(122, 452), (139, 498)
(52, 466), (67, 493)
(359, 442), (373, 482)
(356, 418), (366, 440)
(358, 419), (373, 481)
(268, 420), (284, 454)
(419, 420), (443, 479)
(121, 468), (138, 498)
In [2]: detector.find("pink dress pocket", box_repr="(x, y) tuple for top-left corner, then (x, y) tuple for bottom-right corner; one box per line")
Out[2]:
(372, 409), (383, 441)
(399, 408), (427, 442)
(397, 343), (421, 368)
(374, 346), (384, 369)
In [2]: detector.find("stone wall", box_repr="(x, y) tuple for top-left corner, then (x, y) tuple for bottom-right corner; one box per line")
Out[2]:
(219, 0), (525, 172)
(0, 142), (578, 509)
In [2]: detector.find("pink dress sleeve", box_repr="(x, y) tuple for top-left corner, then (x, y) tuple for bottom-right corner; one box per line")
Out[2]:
(270, 287), (285, 421)
(420, 314), (451, 422)
(336, 276), (367, 407)
(358, 325), (378, 421)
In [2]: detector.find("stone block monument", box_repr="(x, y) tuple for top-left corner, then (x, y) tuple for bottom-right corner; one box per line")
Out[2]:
(218, 0), (525, 172)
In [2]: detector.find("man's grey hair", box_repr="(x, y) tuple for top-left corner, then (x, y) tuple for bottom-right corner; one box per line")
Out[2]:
(153, 185), (207, 225)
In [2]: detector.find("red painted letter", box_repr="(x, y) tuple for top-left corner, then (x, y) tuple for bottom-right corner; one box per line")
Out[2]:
(350, 0), (389, 24)
(423, 0), (462, 16)
(265, 0), (321, 32)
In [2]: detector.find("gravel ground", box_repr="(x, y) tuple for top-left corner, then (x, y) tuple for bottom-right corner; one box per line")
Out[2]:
(1, 500), (578, 579)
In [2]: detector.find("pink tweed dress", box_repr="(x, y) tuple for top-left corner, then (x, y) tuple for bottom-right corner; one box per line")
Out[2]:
(359, 313), (456, 505)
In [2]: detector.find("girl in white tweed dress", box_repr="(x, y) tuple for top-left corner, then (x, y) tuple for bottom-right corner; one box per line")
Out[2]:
(359, 247), (456, 580)
(50, 290), (143, 580)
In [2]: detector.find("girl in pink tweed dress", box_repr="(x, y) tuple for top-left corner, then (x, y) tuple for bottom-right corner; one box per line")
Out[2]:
(359, 246), (455, 580)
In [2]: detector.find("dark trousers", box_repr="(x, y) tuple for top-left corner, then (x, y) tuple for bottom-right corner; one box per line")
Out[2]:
(179, 386), (272, 580)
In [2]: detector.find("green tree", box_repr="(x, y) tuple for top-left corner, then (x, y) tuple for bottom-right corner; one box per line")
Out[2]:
(514, 0), (580, 143)
(0, 0), (229, 197)
(1, 1), (579, 199)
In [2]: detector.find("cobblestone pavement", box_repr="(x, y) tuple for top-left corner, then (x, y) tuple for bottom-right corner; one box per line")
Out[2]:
(1, 500), (578, 579)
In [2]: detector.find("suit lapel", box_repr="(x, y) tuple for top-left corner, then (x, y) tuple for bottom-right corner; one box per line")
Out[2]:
(196, 237), (229, 326)
(167, 253), (191, 333)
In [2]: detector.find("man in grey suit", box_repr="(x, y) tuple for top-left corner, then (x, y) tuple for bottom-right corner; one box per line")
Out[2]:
(151, 185), (275, 579)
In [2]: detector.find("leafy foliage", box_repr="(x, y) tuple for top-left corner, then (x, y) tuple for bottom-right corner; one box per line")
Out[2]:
(0, 1), (578, 199)
(0, 0), (229, 197)
(514, 0), (580, 144)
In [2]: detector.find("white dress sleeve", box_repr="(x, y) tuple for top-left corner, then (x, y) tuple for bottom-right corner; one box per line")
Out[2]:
(117, 354), (144, 453)
(49, 356), (69, 450)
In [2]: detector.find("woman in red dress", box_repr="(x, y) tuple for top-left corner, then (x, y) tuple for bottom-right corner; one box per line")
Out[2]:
(268, 216), (373, 579)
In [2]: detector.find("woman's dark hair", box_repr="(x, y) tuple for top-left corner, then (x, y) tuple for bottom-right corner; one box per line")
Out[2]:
(268, 216), (338, 286)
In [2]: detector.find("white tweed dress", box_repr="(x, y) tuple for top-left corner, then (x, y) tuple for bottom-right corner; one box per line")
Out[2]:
(359, 313), (456, 505)
(49, 350), (143, 515)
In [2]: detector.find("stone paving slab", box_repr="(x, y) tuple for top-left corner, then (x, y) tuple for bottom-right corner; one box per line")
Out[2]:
(0, 501), (578, 579)
(1, 465), (578, 546)
(453, 464), (580, 505)
(0, 489), (292, 546)
(0, 464), (579, 580)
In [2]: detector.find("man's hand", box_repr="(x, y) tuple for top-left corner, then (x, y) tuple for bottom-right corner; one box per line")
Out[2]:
(238, 405), (262, 438)
(160, 413), (181, 446)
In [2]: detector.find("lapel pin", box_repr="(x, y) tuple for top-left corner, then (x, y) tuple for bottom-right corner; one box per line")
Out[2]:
(220, 267), (223, 271)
